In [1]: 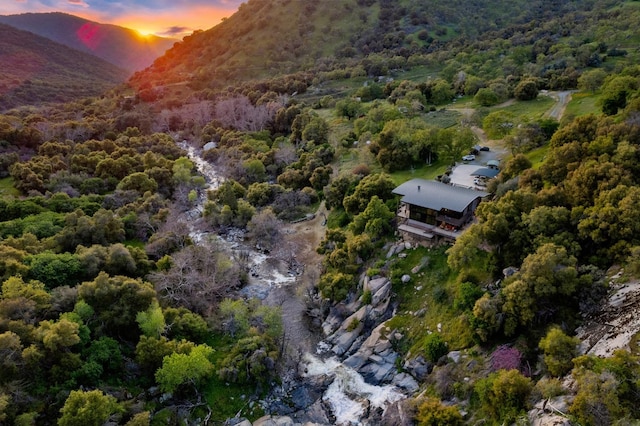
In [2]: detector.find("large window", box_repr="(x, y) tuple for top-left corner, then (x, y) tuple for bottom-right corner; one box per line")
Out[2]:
(410, 205), (437, 225)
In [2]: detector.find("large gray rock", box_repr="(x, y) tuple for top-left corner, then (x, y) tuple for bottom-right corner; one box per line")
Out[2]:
(329, 306), (369, 356)
(403, 356), (433, 381)
(360, 361), (396, 384)
(371, 281), (391, 306)
(392, 373), (419, 393)
(370, 296), (391, 320)
(380, 399), (416, 426)
(367, 277), (389, 294)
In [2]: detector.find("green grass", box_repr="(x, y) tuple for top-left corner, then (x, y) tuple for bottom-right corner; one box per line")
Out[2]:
(564, 91), (599, 118)
(422, 108), (462, 128)
(384, 245), (490, 356)
(498, 95), (555, 121)
(201, 333), (266, 422)
(389, 160), (448, 186)
(0, 177), (20, 198)
(525, 144), (550, 169)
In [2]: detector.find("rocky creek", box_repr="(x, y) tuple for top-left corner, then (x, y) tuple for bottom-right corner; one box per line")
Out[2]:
(180, 140), (422, 425)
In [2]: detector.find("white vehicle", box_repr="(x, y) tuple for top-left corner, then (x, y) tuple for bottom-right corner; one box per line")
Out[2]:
(462, 154), (475, 161)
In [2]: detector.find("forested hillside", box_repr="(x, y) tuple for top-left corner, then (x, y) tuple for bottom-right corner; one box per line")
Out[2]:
(0, 24), (128, 111)
(0, 13), (175, 72)
(3, 0), (640, 424)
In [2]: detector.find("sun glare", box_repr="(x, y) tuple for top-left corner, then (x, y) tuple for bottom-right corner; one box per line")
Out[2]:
(136, 29), (153, 38)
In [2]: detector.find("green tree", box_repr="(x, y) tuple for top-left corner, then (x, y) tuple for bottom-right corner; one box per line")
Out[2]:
(482, 110), (516, 139)
(539, 327), (580, 376)
(301, 116), (329, 146)
(335, 98), (363, 120)
(27, 252), (82, 288)
(343, 173), (395, 215)
(474, 88), (499, 106)
(2, 275), (51, 311)
(117, 172), (158, 194)
(514, 79), (539, 100)
(578, 69), (607, 92)
(78, 272), (155, 337)
(136, 300), (166, 338)
(37, 318), (81, 351)
(350, 196), (394, 239)
(155, 344), (215, 393)
(58, 390), (121, 426)
(502, 243), (579, 335)
(475, 369), (532, 423)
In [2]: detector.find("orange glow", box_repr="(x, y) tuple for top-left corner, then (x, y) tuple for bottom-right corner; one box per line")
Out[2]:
(79, 5), (236, 39)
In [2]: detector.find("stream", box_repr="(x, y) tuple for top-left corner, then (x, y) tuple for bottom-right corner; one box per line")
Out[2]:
(179, 140), (408, 425)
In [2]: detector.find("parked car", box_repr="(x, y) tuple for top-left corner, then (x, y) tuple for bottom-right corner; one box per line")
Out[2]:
(479, 146), (490, 151)
(462, 154), (476, 161)
(474, 177), (487, 186)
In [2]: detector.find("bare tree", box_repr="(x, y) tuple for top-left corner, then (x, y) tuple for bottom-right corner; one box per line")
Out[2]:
(149, 240), (241, 316)
(214, 95), (281, 132)
(246, 208), (283, 252)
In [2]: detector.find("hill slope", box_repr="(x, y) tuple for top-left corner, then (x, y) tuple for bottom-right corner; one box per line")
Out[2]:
(0, 23), (129, 111)
(129, 0), (600, 91)
(0, 12), (175, 72)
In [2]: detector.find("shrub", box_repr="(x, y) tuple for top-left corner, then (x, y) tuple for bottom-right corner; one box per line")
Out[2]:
(539, 327), (580, 377)
(416, 397), (463, 426)
(475, 369), (533, 423)
(490, 345), (522, 372)
(424, 333), (448, 363)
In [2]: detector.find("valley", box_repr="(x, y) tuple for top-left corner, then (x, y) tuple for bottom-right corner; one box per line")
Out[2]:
(2, 0), (640, 425)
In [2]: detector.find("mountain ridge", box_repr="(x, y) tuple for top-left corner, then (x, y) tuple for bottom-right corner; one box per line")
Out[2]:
(0, 12), (176, 72)
(0, 23), (129, 111)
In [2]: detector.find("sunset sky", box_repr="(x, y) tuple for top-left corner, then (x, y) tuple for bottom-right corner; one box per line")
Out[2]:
(2, 0), (244, 38)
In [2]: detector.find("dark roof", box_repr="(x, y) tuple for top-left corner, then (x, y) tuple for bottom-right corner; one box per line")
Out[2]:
(393, 179), (487, 212)
(472, 167), (499, 178)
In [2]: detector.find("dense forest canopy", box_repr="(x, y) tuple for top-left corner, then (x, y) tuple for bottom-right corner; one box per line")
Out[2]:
(3, 0), (640, 424)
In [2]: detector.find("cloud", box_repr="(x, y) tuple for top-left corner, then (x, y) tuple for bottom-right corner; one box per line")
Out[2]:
(158, 25), (191, 37)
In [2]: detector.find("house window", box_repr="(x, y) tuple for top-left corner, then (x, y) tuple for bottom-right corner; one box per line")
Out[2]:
(410, 205), (436, 225)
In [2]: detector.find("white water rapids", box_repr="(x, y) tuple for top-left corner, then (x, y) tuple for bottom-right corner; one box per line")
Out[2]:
(179, 139), (406, 424)
(303, 354), (404, 425)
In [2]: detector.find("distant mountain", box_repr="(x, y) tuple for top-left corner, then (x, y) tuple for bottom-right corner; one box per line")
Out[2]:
(0, 23), (129, 111)
(0, 12), (176, 72)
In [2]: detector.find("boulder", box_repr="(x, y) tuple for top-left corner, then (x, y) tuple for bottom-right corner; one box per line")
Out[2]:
(329, 306), (369, 356)
(392, 373), (419, 393)
(404, 356), (433, 381)
(401, 274), (411, 283)
(447, 351), (461, 363)
(371, 281), (391, 306)
(370, 296), (391, 320)
(380, 399), (416, 426)
(360, 361), (396, 384)
(367, 277), (388, 294)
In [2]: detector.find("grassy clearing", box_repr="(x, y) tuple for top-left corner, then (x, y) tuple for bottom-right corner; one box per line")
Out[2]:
(499, 95), (555, 121)
(564, 91), (599, 118)
(389, 160), (448, 186)
(422, 108), (462, 128)
(0, 177), (20, 198)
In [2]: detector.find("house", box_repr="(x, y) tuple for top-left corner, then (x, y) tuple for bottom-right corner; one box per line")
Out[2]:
(392, 178), (488, 244)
